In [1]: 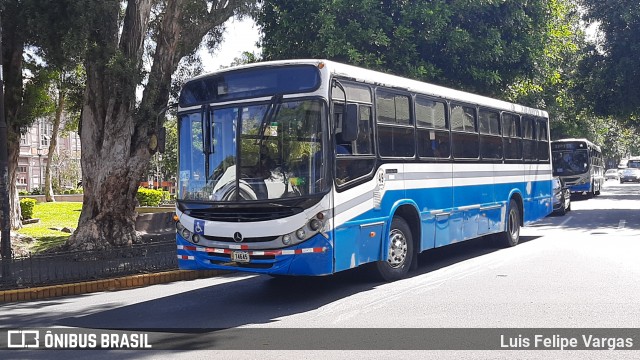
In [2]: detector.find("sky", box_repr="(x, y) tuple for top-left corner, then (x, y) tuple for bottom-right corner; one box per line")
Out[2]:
(198, 17), (261, 73)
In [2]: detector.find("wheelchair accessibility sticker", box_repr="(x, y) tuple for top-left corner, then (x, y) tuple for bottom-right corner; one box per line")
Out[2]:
(194, 220), (205, 235)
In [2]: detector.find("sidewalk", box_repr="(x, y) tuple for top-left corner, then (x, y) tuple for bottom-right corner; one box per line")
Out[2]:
(0, 269), (227, 303)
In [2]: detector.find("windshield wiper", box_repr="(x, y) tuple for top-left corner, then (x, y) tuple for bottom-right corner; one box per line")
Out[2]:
(257, 94), (283, 148)
(255, 94), (283, 174)
(202, 104), (212, 180)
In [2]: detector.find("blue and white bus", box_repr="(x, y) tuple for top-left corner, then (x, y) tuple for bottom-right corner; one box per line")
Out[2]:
(551, 138), (604, 196)
(175, 59), (553, 281)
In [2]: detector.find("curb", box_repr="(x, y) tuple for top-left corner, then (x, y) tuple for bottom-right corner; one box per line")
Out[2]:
(0, 269), (227, 303)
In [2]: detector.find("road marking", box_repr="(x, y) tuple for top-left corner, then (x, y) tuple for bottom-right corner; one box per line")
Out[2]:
(559, 216), (572, 227)
(618, 220), (626, 229)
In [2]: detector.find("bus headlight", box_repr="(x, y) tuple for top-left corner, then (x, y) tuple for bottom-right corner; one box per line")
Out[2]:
(309, 219), (322, 231)
(192, 234), (201, 243)
(282, 234), (292, 245)
(181, 228), (192, 240)
(281, 212), (328, 246)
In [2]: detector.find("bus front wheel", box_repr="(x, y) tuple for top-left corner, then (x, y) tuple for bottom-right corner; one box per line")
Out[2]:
(372, 216), (414, 282)
(495, 199), (520, 247)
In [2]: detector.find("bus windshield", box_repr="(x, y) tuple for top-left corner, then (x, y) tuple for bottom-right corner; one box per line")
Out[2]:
(552, 149), (589, 176)
(178, 99), (327, 202)
(627, 160), (640, 169)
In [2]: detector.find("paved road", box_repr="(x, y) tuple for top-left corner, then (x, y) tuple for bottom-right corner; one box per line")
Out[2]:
(1, 180), (639, 359)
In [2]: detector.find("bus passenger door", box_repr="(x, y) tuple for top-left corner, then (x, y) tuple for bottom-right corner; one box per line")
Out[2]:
(332, 100), (380, 271)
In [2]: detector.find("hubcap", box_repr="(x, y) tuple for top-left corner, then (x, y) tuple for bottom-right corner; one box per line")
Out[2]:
(509, 209), (519, 240)
(387, 229), (408, 268)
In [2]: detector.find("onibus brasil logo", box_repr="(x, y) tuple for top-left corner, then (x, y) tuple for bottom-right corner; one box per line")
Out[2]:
(6, 329), (152, 349)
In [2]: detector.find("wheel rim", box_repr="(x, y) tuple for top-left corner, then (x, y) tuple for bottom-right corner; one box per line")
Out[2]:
(387, 229), (408, 268)
(508, 208), (519, 240)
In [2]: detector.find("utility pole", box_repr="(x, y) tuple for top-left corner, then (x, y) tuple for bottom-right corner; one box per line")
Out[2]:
(0, 16), (13, 279)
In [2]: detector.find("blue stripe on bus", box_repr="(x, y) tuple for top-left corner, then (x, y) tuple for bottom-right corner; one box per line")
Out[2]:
(569, 183), (590, 192)
(179, 179), (552, 276)
(332, 179), (552, 272)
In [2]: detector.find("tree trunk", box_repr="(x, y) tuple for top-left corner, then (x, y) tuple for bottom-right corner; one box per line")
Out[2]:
(7, 134), (21, 230)
(66, 0), (253, 250)
(66, 0), (153, 251)
(2, 15), (26, 231)
(44, 91), (65, 202)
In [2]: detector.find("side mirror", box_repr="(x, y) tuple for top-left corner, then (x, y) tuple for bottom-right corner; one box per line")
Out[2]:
(341, 103), (359, 142)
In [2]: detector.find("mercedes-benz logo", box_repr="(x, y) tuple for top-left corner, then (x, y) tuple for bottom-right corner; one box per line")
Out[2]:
(233, 232), (243, 243)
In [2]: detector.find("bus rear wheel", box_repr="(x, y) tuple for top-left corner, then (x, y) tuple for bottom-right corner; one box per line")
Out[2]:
(495, 199), (520, 247)
(372, 216), (414, 282)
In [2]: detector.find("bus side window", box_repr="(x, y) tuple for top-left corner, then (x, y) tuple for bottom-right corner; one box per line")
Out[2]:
(502, 113), (522, 160)
(355, 106), (373, 155)
(334, 103), (353, 154)
(335, 104), (375, 186)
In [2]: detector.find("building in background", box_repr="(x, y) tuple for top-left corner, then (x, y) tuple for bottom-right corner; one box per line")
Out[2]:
(17, 118), (81, 193)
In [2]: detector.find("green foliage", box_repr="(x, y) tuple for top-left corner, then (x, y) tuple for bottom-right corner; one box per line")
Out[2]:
(257, 0), (553, 96)
(162, 190), (172, 204)
(136, 188), (164, 207)
(506, 0), (583, 107)
(226, 51), (261, 68)
(20, 65), (57, 124)
(579, 0), (640, 118)
(20, 198), (38, 220)
(160, 117), (178, 180)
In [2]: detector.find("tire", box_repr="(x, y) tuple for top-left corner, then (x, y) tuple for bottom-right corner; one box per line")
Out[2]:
(495, 199), (521, 247)
(557, 198), (567, 216)
(372, 217), (414, 282)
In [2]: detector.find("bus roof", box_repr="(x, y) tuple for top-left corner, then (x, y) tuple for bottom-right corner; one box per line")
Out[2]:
(186, 59), (549, 118)
(552, 138), (601, 152)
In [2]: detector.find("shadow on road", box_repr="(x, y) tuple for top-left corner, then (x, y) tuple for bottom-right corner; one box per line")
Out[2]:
(15, 235), (533, 333)
(535, 182), (640, 232)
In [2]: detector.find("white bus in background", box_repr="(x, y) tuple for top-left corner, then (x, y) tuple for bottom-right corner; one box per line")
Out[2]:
(551, 138), (604, 196)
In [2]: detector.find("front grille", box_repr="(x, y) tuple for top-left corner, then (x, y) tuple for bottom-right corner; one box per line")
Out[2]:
(202, 235), (279, 243)
(186, 206), (302, 222)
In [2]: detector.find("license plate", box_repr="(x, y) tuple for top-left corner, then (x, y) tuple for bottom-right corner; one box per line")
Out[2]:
(231, 251), (250, 263)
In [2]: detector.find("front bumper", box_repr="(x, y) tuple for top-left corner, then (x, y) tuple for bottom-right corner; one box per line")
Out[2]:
(176, 233), (334, 276)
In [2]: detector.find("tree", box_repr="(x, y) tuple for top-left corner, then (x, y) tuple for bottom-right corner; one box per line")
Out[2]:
(226, 50), (260, 68)
(66, 0), (256, 250)
(160, 117), (178, 182)
(1, 1), (63, 230)
(40, 66), (85, 202)
(257, 0), (553, 97)
(578, 0), (640, 118)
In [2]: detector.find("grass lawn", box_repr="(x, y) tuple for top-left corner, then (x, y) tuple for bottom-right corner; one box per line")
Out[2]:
(17, 202), (82, 253)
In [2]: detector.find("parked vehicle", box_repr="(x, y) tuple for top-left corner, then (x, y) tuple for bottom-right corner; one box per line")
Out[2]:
(620, 168), (640, 183)
(605, 169), (619, 181)
(552, 177), (571, 215)
(619, 158), (640, 183)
